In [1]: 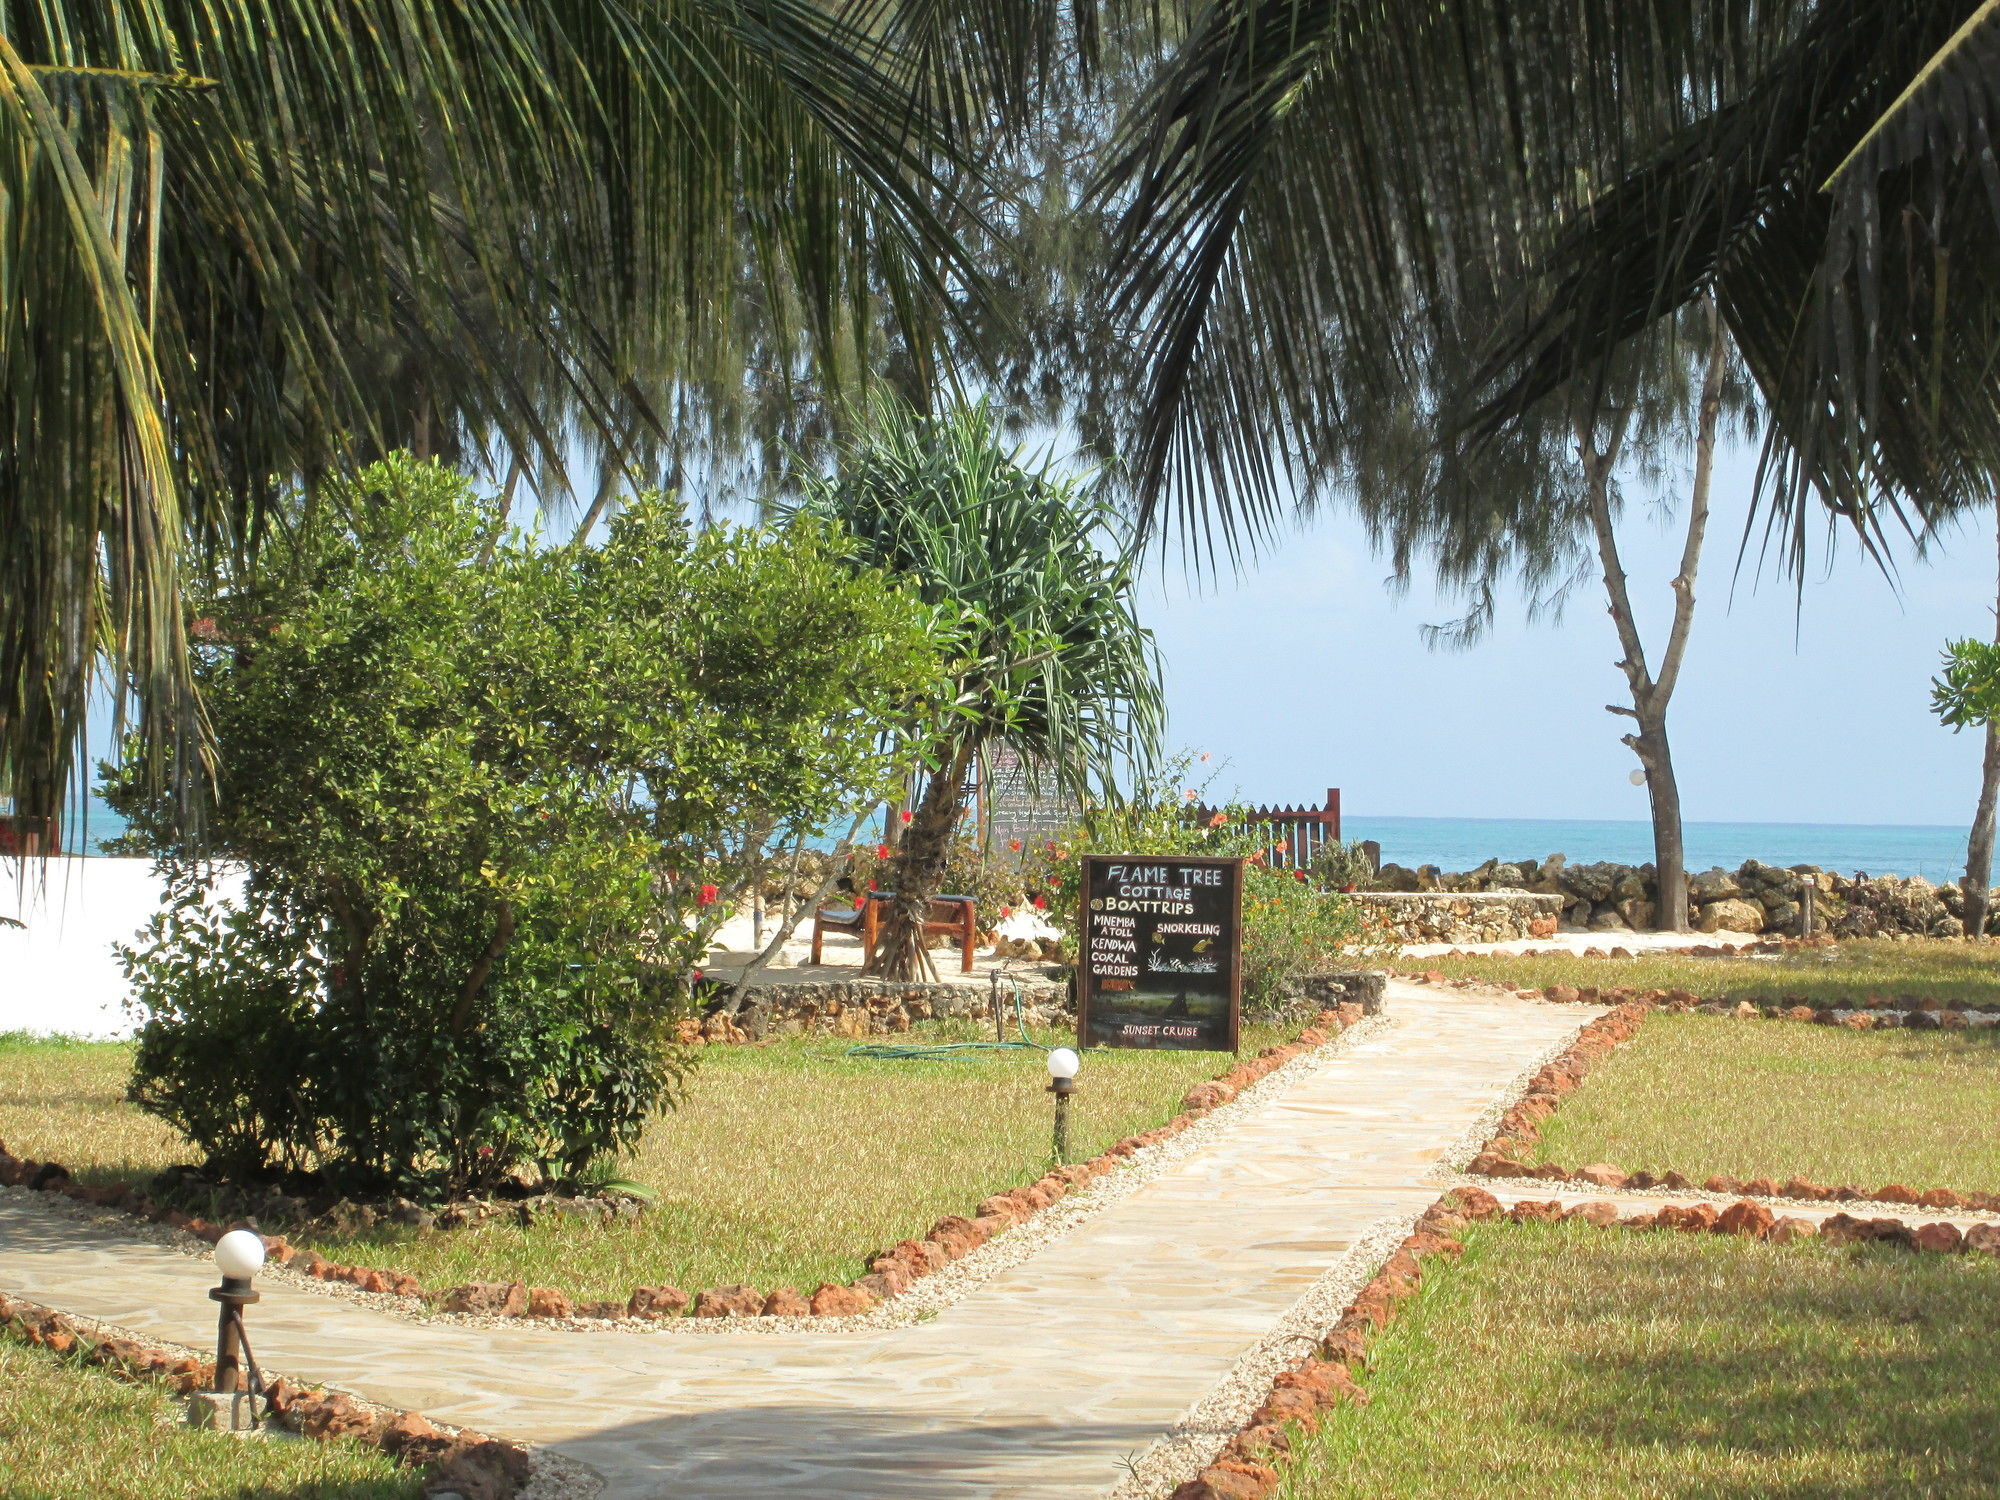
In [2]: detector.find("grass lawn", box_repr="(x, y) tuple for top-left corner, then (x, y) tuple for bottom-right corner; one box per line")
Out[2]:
(1527, 1011), (2000, 1192)
(1280, 1220), (2000, 1499)
(0, 1329), (419, 1500)
(0, 1021), (1290, 1299)
(1412, 937), (2000, 1008)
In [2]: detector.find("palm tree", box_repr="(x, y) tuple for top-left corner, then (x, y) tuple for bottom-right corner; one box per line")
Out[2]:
(1, 0), (1022, 834)
(1095, 0), (2000, 922)
(795, 400), (1163, 980)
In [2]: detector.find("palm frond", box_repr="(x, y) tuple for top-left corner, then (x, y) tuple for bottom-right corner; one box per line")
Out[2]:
(1, 0), (1027, 831)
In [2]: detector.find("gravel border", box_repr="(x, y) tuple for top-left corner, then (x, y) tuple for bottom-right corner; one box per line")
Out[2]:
(1104, 1206), (1424, 1500)
(0, 1277), (601, 1500)
(1, 1015), (1396, 1342)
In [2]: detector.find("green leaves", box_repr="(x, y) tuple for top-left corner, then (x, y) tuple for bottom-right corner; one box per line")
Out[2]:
(108, 453), (939, 1193)
(1932, 638), (2000, 732)
(4, 0), (1004, 835)
(796, 397), (1165, 803)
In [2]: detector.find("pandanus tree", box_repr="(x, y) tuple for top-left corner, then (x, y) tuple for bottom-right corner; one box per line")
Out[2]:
(797, 401), (1164, 980)
(0, 0), (1027, 832)
(1096, 0), (2000, 927)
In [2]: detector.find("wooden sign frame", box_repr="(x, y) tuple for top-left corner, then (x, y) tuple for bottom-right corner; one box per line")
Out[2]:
(1075, 854), (1243, 1052)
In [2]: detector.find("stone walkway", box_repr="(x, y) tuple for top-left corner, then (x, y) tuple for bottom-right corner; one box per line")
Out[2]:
(0, 985), (1596, 1498)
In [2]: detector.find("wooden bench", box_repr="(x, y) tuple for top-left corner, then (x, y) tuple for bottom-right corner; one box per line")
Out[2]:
(811, 892), (978, 973)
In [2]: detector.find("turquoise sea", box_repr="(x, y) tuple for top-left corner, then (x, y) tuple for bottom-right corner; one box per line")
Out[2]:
(1345, 815), (1971, 882)
(73, 799), (1973, 882)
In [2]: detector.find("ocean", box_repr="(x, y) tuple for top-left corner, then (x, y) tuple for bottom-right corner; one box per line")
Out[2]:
(72, 799), (1974, 882)
(1345, 815), (1972, 882)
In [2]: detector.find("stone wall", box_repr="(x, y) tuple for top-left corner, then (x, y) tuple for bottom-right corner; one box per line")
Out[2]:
(1253, 970), (1388, 1025)
(701, 970), (1388, 1041)
(1352, 891), (1567, 944)
(696, 976), (1073, 1043)
(1367, 853), (1986, 938)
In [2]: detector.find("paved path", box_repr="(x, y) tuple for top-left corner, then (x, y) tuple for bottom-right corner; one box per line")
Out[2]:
(0, 986), (1595, 1498)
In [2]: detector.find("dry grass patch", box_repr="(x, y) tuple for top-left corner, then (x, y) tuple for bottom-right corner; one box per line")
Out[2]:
(1280, 1220), (2000, 1499)
(0, 1033), (180, 1186)
(1415, 938), (2000, 1007)
(0, 1326), (418, 1500)
(1529, 1011), (2000, 1192)
(0, 1021), (1290, 1299)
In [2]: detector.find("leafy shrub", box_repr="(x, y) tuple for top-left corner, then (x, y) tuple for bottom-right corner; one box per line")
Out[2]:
(105, 456), (936, 1196)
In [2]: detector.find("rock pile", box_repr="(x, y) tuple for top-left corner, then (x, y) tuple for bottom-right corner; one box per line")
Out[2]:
(1368, 853), (1989, 937)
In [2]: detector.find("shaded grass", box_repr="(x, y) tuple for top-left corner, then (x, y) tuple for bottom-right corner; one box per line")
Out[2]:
(0, 1021), (1290, 1299)
(0, 1327), (418, 1500)
(1281, 1220), (2000, 1499)
(1412, 937), (2000, 1007)
(1528, 1011), (2000, 1192)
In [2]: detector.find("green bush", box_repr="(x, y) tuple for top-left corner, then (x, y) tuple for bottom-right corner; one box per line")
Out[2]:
(105, 456), (937, 1196)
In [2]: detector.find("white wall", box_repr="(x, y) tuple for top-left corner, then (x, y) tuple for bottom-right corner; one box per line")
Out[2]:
(0, 859), (243, 1039)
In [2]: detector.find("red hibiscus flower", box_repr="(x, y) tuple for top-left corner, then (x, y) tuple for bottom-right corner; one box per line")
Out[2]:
(1032, 895), (1047, 910)
(875, 843), (891, 859)
(697, 883), (720, 905)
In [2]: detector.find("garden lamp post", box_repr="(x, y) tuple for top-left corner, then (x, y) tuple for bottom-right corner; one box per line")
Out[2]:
(208, 1229), (264, 1424)
(1046, 1047), (1080, 1164)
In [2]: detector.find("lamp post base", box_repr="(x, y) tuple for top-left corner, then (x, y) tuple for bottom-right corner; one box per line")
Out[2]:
(185, 1390), (263, 1432)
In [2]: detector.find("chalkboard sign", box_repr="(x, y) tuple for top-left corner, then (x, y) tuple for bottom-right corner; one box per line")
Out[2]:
(1076, 855), (1243, 1052)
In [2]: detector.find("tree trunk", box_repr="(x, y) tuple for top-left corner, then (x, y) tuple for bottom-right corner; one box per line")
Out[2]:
(1962, 513), (2000, 940)
(1632, 708), (1688, 929)
(867, 738), (976, 980)
(1578, 299), (1725, 933)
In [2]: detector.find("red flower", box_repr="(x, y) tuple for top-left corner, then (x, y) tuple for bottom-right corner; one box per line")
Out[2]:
(1184, 789), (1198, 800)
(1199, 752), (1211, 762)
(1048, 876), (1060, 886)
(900, 810), (913, 824)
(1275, 840), (1289, 855)
(1000, 906), (1014, 918)
(1032, 895), (1047, 910)
(697, 883), (720, 905)
(1207, 811), (1228, 828)
(693, 968), (705, 982)
(1293, 870), (1308, 883)
(853, 898), (865, 911)
(868, 879), (878, 890)
(1009, 839), (1022, 852)
(875, 843), (891, 859)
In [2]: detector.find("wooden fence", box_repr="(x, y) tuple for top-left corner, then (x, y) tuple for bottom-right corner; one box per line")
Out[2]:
(1194, 788), (1341, 870)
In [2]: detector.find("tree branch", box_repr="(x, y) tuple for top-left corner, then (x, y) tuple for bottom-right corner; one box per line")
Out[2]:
(452, 899), (515, 1035)
(1577, 406), (1652, 710)
(1654, 295), (1727, 706)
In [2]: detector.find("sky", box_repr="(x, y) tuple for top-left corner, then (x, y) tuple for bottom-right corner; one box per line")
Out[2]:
(1142, 439), (1997, 829)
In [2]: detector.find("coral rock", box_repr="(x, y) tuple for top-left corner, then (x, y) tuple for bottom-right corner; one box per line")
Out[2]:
(1963, 1223), (2000, 1256)
(524, 1287), (572, 1319)
(1714, 1200), (1776, 1239)
(626, 1285), (690, 1319)
(1446, 1186), (1501, 1219)
(440, 1282), (528, 1317)
(692, 1284), (764, 1318)
(1913, 1221), (1965, 1254)
(808, 1283), (875, 1317)
(761, 1287), (811, 1317)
